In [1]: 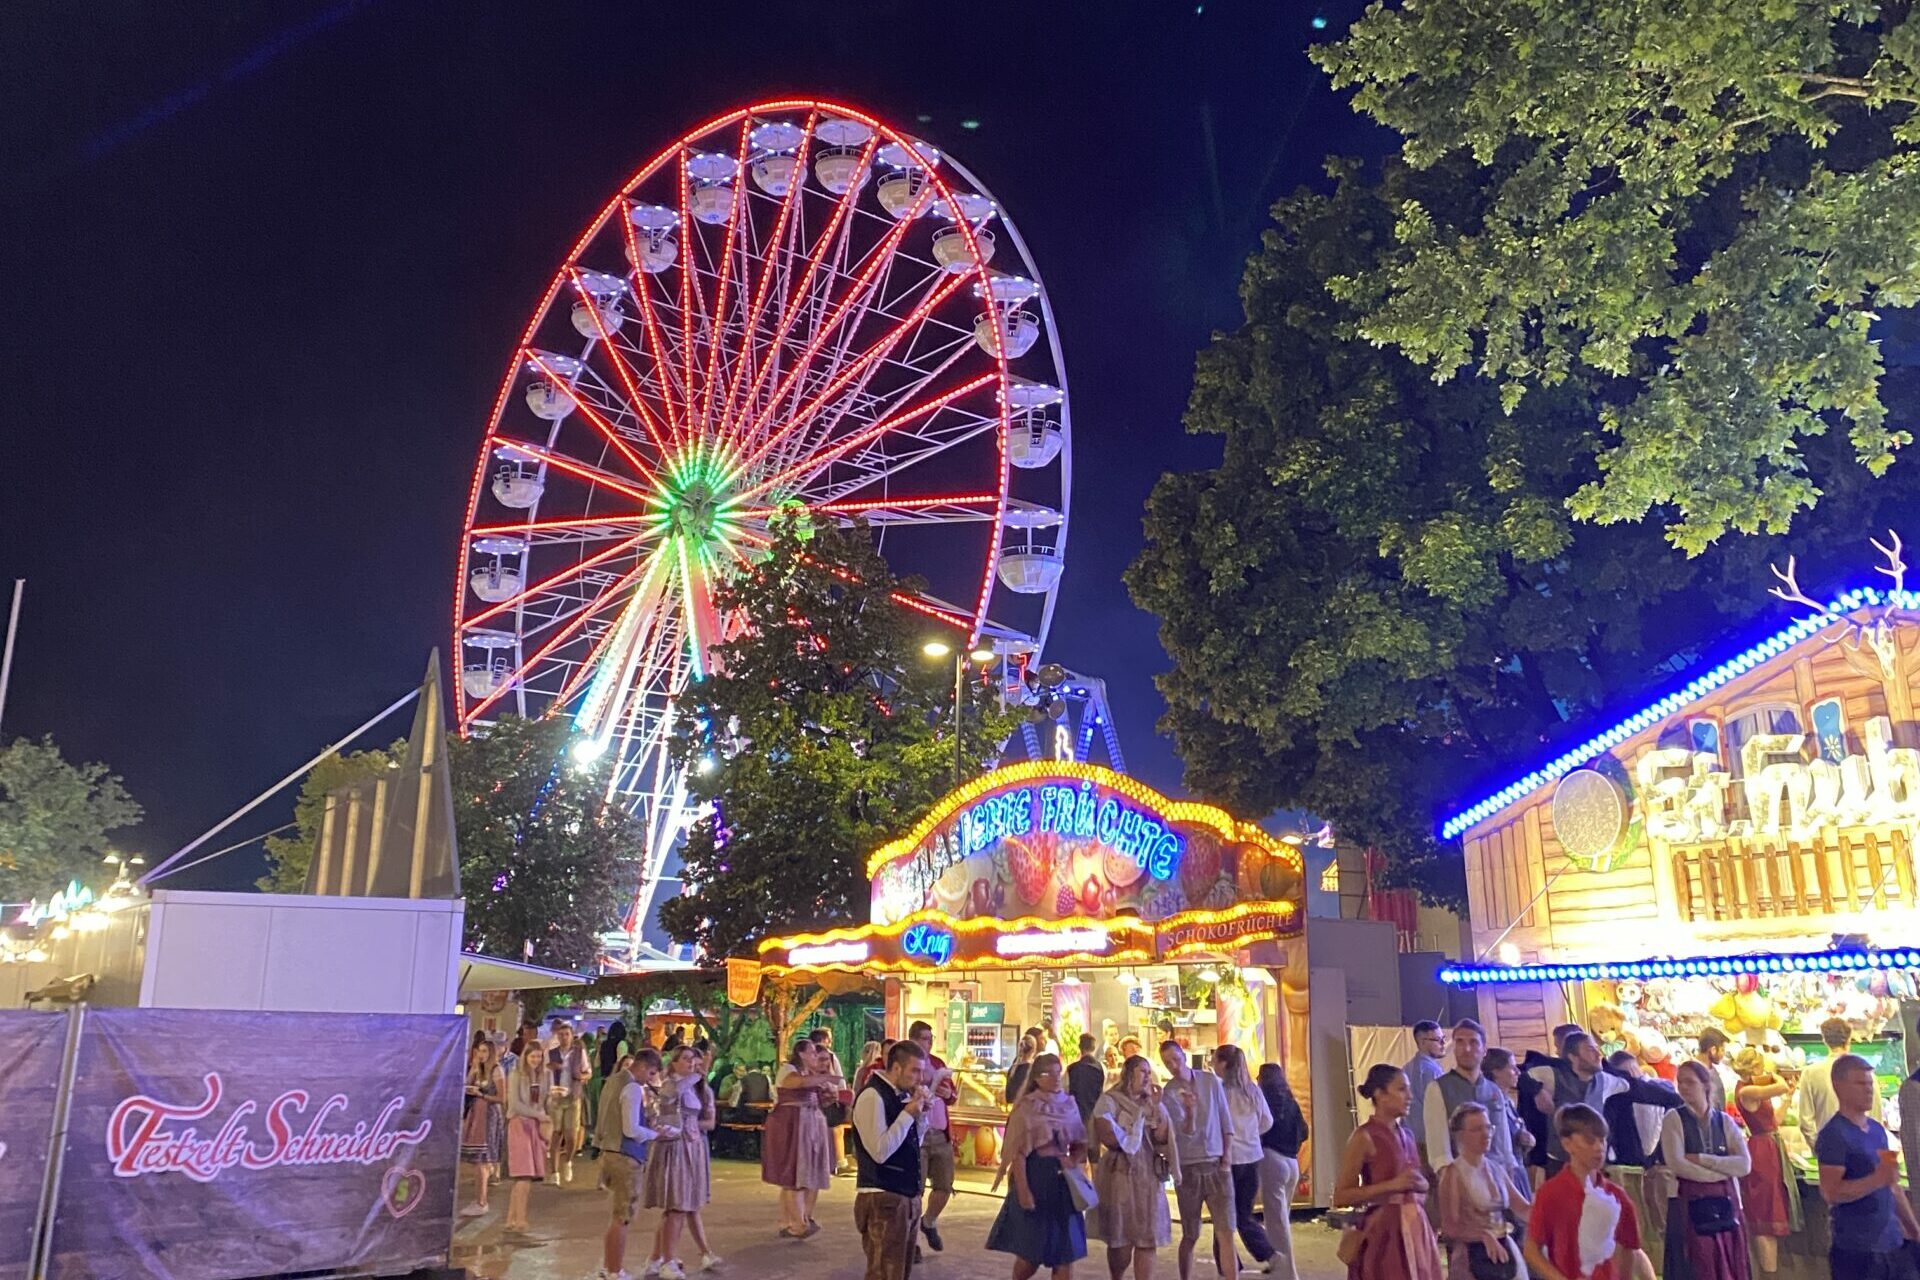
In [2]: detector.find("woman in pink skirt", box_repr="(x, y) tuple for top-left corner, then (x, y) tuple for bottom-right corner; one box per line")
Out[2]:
(760, 1037), (840, 1238)
(643, 1046), (717, 1278)
(502, 1045), (550, 1231)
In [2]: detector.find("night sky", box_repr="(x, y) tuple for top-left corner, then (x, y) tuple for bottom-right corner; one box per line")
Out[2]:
(7, 0), (1382, 888)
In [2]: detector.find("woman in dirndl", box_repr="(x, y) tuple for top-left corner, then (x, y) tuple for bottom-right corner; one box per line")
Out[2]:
(643, 1045), (718, 1277)
(503, 1041), (550, 1230)
(987, 1053), (1090, 1278)
(1731, 1048), (1801, 1276)
(460, 1039), (506, 1216)
(1660, 1060), (1751, 1280)
(1332, 1064), (1443, 1280)
(761, 1037), (838, 1238)
(1089, 1054), (1177, 1279)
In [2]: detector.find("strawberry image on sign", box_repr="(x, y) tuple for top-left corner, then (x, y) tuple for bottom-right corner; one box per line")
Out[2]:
(1005, 832), (1057, 905)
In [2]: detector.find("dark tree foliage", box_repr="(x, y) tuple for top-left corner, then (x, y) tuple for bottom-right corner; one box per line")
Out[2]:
(0, 735), (142, 902)
(450, 715), (637, 971)
(1128, 163), (1920, 907)
(660, 521), (1015, 959)
(1316, 0), (1920, 553)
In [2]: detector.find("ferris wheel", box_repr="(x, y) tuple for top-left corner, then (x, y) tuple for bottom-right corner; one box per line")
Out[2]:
(452, 99), (1073, 957)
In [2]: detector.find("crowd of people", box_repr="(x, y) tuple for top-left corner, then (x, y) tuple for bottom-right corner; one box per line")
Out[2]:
(462, 1015), (1308, 1280)
(458, 1009), (1920, 1280)
(1337, 1016), (1920, 1280)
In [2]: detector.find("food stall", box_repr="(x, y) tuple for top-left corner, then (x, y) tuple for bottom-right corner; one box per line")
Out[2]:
(1436, 578), (1920, 1271)
(758, 762), (1324, 1192)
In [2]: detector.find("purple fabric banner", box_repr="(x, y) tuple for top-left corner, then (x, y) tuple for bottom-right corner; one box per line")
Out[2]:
(47, 1008), (464, 1280)
(0, 1011), (68, 1280)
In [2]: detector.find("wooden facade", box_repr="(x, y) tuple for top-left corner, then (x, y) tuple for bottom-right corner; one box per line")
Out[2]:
(1454, 612), (1920, 1050)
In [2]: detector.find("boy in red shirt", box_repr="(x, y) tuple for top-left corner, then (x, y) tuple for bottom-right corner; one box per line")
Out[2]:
(1525, 1104), (1656, 1280)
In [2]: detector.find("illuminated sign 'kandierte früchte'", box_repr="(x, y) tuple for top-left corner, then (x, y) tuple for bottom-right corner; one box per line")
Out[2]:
(959, 783), (1183, 880)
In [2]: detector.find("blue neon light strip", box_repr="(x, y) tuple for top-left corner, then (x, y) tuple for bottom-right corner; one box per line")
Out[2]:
(1441, 946), (1920, 987)
(1438, 586), (1920, 840)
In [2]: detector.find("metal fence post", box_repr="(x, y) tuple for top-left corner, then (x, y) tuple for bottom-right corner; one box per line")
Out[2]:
(28, 1003), (85, 1280)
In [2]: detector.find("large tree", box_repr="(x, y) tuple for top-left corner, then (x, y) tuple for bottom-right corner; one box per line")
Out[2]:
(659, 521), (1016, 960)
(1127, 163), (1920, 906)
(451, 715), (639, 971)
(1315, 0), (1920, 553)
(0, 736), (143, 902)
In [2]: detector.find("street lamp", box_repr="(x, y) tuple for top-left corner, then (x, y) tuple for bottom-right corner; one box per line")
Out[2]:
(923, 639), (995, 786)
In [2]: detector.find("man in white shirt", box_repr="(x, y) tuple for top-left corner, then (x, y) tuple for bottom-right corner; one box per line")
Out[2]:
(1161, 1040), (1237, 1280)
(1798, 1018), (1880, 1146)
(907, 1020), (956, 1253)
(852, 1041), (930, 1280)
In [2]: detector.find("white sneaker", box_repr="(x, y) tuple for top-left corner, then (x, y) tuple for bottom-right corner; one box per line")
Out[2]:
(459, 1202), (488, 1217)
(699, 1254), (723, 1272)
(563, 1162), (576, 1184)
(640, 1261), (663, 1278)
(660, 1264), (687, 1280)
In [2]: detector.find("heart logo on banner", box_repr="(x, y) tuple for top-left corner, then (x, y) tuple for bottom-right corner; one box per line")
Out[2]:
(381, 1166), (427, 1219)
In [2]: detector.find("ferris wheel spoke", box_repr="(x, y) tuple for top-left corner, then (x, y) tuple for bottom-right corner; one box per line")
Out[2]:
(566, 268), (673, 459)
(725, 137), (882, 448)
(804, 493), (1006, 525)
(696, 120), (756, 432)
(716, 119), (816, 443)
(731, 169), (938, 455)
(738, 366), (995, 503)
(492, 438), (656, 507)
(735, 270), (972, 480)
(470, 513), (651, 545)
(522, 353), (661, 486)
(675, 151), (706, 448)
(462, 529), (654, 629)
(811, 408), (1002, 505)
(619, 205), (692, 443)
(773, 314), (980, 484)
(565, 546), (674, 732)
(462, 565), (647, 722)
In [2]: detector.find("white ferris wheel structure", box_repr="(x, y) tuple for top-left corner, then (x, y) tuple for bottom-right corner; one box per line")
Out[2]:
(452, 99), (1074, 961)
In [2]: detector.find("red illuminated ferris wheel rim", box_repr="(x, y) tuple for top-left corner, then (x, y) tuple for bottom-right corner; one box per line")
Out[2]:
(452, 96), (1070, 731)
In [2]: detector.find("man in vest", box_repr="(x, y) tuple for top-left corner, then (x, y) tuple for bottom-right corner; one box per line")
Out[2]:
(853, 1040), (931, 1280)
(1423, 1019), (1504, 1187)
(590, 1048), (669, 1280)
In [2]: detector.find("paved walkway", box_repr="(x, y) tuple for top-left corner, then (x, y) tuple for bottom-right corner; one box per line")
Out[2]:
(453, 1157), (1346, 1280)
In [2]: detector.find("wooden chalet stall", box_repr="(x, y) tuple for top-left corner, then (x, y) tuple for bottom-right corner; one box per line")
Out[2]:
(1439, 575), (1920, 1264)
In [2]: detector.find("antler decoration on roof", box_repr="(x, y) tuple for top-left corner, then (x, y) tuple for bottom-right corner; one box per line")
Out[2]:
(1768, 531), (1910, 681)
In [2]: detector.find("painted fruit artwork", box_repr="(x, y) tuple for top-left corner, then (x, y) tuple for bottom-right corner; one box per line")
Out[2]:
(1005, 833), (1057, 905)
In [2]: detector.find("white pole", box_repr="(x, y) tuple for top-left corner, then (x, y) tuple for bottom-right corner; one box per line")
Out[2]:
(139, 685), (420, 885)
(0, 579), (23, 738)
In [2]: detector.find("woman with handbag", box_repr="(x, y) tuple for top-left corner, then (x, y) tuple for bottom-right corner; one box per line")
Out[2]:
(1435, 1103), (1525, 1280)
(502, 1044), (551, 1231)
(1660, 1060), (1751, 1280)
(1332, 1064), (1442, 1280)
(988, 1053), (1091, 1278)
(1090, 1054), (1179, 1278)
